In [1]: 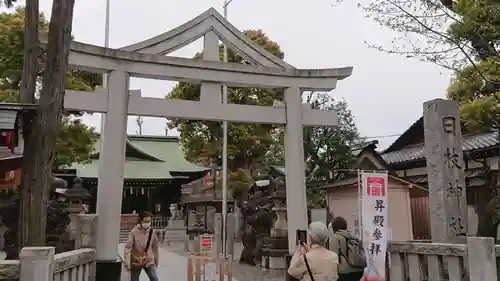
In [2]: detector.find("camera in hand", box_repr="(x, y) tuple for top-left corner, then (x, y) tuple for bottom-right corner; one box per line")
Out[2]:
(296, 229), (307, 245)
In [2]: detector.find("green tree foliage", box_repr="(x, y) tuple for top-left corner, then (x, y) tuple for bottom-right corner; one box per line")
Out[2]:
(167, 30), (284, 177)
(354, 0), (500, 236)
(355, 0), (500, 70)
(447, 59), (500, 131)
(354, 0), (500, 126)
(266, 92), (362, 207)
(168, 30), (361, 205)
(0, 7), (98, 168)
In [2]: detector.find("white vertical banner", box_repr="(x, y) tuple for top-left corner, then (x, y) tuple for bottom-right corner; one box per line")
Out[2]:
(361, 171), (388, 281)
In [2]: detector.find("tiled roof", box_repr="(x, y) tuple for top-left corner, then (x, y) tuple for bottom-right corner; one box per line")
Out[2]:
(381, 131), (498, 165)
(68, 135), (209, 179)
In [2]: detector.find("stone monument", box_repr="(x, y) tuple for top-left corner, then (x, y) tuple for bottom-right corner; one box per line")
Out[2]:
(166, 203), (187, 243)
(423, 98), (468, 243)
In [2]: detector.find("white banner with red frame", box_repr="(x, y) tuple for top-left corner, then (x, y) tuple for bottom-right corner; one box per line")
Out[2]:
(361, 171), (388, 281)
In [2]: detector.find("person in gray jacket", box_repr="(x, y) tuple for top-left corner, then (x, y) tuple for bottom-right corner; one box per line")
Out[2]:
(329, 217), (365, 281)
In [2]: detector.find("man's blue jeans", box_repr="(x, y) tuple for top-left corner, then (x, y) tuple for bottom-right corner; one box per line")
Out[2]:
(130, 265), (159, 281)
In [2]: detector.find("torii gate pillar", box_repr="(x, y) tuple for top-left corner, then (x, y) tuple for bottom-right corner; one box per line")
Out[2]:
(283, 87), (308, 252)
(95, 71), (130, 261)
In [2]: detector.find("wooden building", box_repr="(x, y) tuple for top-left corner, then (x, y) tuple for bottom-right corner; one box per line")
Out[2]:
(59, 135), (209, 217)
(380, 117), (498, 238)
(0, 106), (24, 197)
(323, 142), (418, 241)
(180, 170), (235, 234)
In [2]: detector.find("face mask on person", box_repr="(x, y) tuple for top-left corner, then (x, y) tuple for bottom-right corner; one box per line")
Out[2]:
(141, 222), (151, 229)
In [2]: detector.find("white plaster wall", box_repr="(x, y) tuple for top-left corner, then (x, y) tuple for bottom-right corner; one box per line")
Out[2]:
(327, 185), (413, 241)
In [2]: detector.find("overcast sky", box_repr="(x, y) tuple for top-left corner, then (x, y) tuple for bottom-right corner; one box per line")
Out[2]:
(15, 0), (450, 149)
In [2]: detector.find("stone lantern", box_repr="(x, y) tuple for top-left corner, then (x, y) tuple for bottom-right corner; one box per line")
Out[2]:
(63, 177), (91, 239)
(261, 176), (289, 270)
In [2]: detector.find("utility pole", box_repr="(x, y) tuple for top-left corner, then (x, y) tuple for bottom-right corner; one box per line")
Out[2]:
(221, 0), (235, 258)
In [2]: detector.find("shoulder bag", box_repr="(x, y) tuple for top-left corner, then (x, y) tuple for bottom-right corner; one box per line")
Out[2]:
(130, 228), (153, 270)
(303, 254), (315, 281)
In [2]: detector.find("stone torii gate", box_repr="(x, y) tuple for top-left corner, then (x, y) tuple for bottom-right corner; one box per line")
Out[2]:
(63, 7), (352, 278)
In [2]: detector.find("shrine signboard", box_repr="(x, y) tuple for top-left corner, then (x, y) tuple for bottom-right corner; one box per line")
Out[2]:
(423, 99), (468, 243)
(199, 234), (213, 253)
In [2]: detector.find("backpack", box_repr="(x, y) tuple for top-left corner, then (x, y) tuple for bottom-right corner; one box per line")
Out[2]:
(337, 233), (367, 269)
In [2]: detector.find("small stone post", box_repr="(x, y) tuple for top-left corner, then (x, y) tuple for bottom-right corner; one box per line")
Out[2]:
(214, 213), (222, 257)
(19, 247), (55, 281)
(234, 205), (242, 241)
(423, 99), (468, 243)
(467, 237), (497, 281)
(226, 214), (235, 260)
(75, 214), (98, 249)
(75, 214), (98, 281)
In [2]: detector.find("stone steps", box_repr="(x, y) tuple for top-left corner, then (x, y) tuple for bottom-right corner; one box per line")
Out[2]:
(119, 229), (129, 243)
(165, 229), (188, 242)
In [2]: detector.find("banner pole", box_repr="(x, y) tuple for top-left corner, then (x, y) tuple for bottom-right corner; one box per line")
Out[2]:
(357, 169), (362, 240)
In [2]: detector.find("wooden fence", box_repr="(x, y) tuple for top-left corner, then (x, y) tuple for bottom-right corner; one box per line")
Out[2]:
(187, 255), (232, 281)
(119, 214), (168, 230)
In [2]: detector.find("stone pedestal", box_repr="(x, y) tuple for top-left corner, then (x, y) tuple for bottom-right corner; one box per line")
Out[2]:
(166, 220), (187, 242)
(96, 259), (122, 281)
(261, 189), (288, 270)
(67, 203), (85, 240)
(75, 214), (98, 249)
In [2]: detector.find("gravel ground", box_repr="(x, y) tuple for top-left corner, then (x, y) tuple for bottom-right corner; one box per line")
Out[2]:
(162, 242), (286, 281)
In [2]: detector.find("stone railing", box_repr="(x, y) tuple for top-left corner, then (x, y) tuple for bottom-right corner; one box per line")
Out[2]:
(387, 237), (497, 281)
(0, 247), (96, 281)
(0, 214), (98, 281)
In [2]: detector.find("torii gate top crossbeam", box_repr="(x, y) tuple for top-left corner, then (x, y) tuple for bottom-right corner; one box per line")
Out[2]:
(68, 41), (352, 91)
(120, 8), (294, 69)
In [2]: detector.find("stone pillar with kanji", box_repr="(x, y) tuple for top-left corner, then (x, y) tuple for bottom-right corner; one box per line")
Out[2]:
(423, 98), (468, 243)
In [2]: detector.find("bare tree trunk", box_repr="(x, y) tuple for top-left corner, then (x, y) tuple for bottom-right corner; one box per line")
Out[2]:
(20, 0), (76, 247)
(18, 0), (40, 249)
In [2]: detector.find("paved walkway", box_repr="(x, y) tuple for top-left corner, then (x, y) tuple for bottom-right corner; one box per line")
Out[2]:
(118, 244), (239, 281)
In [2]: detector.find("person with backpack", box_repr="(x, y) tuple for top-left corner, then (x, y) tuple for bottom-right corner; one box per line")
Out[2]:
(329, 217), (366, 281)
(124, 211), (160, 281)
(287, 221), (339, 281)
